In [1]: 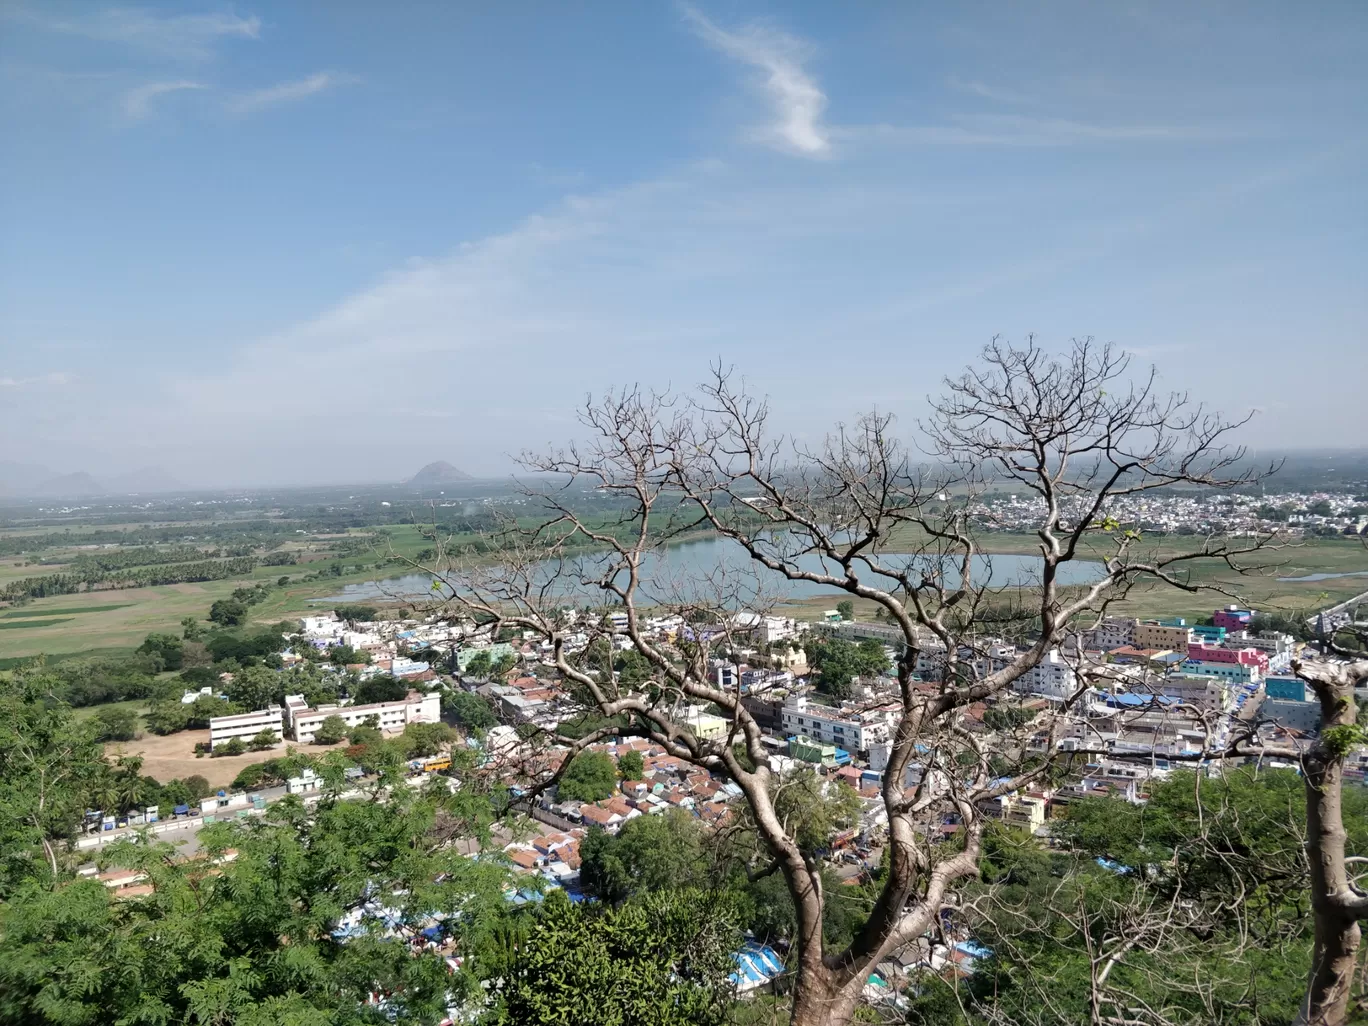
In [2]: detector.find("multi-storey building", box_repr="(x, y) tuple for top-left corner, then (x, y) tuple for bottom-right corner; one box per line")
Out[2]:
(1265, 676), (1310, 702)
(1157, 675), (1235, 713)
(208, 705), (284, 751)
(1261, 697), (1320, 734)
(284, 691), (441, 743)
(1085, 617), (1137, 651)
(1186, 642), (1269, 676)
(1179, 659), (1258, 685)
(780, 695), (893, 753)
(1011, 650), (1078, 700)
(1133, 620), (1193, 651)
(1213, 606), (1255, 632)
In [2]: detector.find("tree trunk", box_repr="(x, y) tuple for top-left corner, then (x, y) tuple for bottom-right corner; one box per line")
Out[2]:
(788, 962), (862, 1026)
(1298, 750), (1362, 1026)
(1295, 661), (1368, 1026)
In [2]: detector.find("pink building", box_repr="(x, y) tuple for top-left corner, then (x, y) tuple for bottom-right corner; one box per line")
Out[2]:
(1212, 606), (1254, 632)
(1186, 641), (1269, 674)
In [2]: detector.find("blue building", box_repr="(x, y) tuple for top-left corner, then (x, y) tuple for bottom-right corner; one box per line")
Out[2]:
(1265, 676), (1309, 702)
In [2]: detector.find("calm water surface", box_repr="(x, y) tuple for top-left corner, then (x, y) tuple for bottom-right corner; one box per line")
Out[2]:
(318, 535), (1105, 606)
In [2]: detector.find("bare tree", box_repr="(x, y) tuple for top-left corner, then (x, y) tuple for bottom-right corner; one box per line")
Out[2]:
(421, 337), (1271, 1026)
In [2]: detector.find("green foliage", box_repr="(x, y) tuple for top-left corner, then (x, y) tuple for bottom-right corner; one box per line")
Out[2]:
(216, 738), (247, 757)
(463, 649), (494, 679)
(328, 644), (371, 666)
(93, 705), (139, 742)
(7, 656), (162, 709)
(1320, 724), (1364, 757)
(617, 748), (645, 781)
(446, 690), (498, 735)
(247, 728), (279, 752)
(0, 678), (107, 894)
(945, 770), (1364, 1025)
(223, 664), (283, 711)
(186, 693), (239, 729)
(348, 722), (384, 747)
(313, 713), (349, 745)
(557, 750), (619, 803)
(580, 810), (709, 904)
(615, 648), (655, 686)
(335, 603), (380, 623)
(145, 699), (190, 735)
(0, 784), (511, 1025)
(137, 631), (185, 670)
(803, 637), (890, 699)
(487, 888), (741, 1026)
(836, 600), (855, 621)
(398, 721), (456, 758)
(354, 674), (407, 705)
(208, 597), (248, 627)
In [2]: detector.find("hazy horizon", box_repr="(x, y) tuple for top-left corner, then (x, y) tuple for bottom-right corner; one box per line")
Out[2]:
(3, 2), (1364, 486)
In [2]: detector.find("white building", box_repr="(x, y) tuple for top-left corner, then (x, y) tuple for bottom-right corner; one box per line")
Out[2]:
(1156, 676), (1235, 713)
(208, 705), (284, 751)
(284, 691), (442, 743)
(1085, 617), (1137, 652)
(1012, 650), (1078, 700)
(780, 695), (893, 753)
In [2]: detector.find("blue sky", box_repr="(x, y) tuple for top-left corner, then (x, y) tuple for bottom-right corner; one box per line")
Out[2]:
(1, 1), (1364, 485)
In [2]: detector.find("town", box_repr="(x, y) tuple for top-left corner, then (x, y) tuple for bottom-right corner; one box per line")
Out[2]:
(63, 581), (1353, 1012)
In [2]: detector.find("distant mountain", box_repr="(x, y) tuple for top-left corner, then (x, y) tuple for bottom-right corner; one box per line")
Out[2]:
(406, 461), (473, 489)
(105, 466), (184, 494)
(33, 471), (104, 498)
(0, 461), (55, 495)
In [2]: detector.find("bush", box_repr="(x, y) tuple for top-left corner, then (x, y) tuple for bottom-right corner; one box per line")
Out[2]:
(313, 714), (349, 745)
(248, 728), (279, 752)
(145, 702), (191, 736)
(215, 738), (246, 757)
(94, 706), (139, 742)
(208, 599), (248, 627)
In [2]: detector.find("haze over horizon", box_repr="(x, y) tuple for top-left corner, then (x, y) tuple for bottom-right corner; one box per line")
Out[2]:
(2, 2), (1364, 487)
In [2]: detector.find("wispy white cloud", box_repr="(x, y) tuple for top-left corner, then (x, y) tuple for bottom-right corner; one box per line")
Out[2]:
(121, 79), (205, 120)
(226, 72), (360, 114)
(7, 7), (260, 60)
(0, 372), (71, 388)
(681, 4), (830, 157)
(948, 77), (1035, 105)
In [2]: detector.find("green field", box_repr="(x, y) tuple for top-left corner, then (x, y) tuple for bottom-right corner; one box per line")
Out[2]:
(0, 526), (440, 660)
(1, 603), (133, 617)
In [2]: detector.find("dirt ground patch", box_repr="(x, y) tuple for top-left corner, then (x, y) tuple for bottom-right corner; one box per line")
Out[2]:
(107, 730), (344, 787)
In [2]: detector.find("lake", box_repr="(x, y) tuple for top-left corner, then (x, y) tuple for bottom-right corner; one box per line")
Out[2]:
(318, 535), (1105, 607)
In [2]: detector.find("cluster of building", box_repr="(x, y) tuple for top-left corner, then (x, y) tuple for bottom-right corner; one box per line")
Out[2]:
(974, 490), (1368, 537)
(208, 690), (442, 751)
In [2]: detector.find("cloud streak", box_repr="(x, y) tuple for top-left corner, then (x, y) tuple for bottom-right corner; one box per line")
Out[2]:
(226, 72), (360, 114)
(8, 7), (260, 60)
(121, 79), (205, 120)
(0, 372), (71, 388)
(681, 4), (830, 157)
